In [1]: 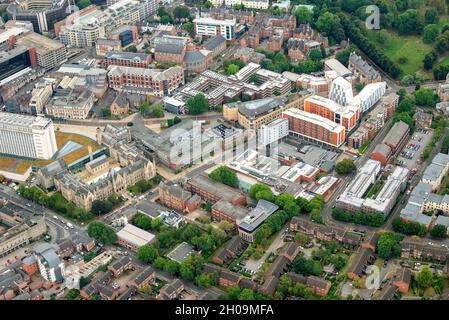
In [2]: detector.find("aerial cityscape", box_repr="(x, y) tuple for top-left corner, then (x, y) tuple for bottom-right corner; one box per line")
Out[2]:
(1, 0), (449, 303)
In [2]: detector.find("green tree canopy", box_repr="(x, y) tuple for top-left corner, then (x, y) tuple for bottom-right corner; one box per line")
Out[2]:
(335, 159), (356, 175)
(295, 6), (312, 25)
(376, 232), (402, 260)
(173, 6), (191, 20)
(133, 212), (152, 230)
(423, 24), (440, 43)
(430, 224), (448, 238)
(208, 166), (239, 187)
(137, 244), (159, 263)
(187, 93), (209, 115)
(87, 221), (117, 245)
(91, 200), (113, 216)
(417, 266), (433, 289)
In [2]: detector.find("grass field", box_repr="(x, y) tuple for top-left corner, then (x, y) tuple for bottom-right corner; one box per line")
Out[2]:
(365, 15), (449, 76)
(366, 30), (434, 76)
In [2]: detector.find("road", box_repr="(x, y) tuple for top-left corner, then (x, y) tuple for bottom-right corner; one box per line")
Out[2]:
(0, 184), (88, 244)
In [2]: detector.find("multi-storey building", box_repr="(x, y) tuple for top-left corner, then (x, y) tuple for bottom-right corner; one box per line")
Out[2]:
(282, 108), (346, 148)
(101, 51), (152, 68)
(329, 76), (354, 106)
(185, 174), (247, 206)
(6, 0), (70, 33)
(371, 121), (409, 166)
(238, 200), (279, 242)
(422, 152), (449, 191)
(16, 32), (67, 69)
(348, 82), (387, 114)
(158, 181), (195, 212)
(258, 118), (289, 146)
(348, 52), (381, 85)
(107, 65), (184, 97)
(56, 6), (106, 48)
(304, 95), (359, 132)
(225, 96), (288, 130)
(29, 83), (52, 114)
(46, 89), (95, 120)
(0, 203), (47, 258)
(193, 16), (236, 40)
(33, 242), (64, 283)
(211, 200), (249, 228)
(0, 112), (57, 159)
(242, 0), (269, 9)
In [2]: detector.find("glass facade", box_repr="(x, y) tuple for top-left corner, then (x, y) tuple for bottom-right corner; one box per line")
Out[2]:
(0, 50), (31, 81)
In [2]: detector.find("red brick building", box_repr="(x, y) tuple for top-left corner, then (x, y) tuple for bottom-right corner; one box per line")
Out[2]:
(101, 51), (152, 69)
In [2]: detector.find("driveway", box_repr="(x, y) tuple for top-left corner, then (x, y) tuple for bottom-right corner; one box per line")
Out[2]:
(244, 230), (286, 272)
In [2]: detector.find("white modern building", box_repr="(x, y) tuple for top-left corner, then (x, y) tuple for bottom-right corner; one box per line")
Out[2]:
(337, 160), (409, 216)
(349, 82), (387, 114)
(258, 118), (289, 146)
(0, 113), (58, 160)
(59, 8), (106, 48)
(242, 0), (269, 10)
(329, 76), (354, 106)
(33, 243), (65, 283)
(224, 0), (242, 6)
(193, 17), (236, 40)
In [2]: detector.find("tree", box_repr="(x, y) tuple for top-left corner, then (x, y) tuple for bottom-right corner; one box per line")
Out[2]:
(397, 9), (424, 35)
(77, 0), (91, 9)
(187, 93), (209, 115)
(126, 45), (137, 53)
(255, 189), (274, 202)
(423, 24), (439, 43)
(335, 159), (356, 175)
(249, 183), (271, 199)
(152, 104), (164, 118)
(414, 88), (439, 107)
(425, 7), (439, 24)
(65, 289), (80, 300)
(87, 221), (117, 245)
(160, 15), (171, 24)
(184, 22), (194, 34)
(418, 266), (433, 289)
(275, 193), (295, 208)
(238, 289), (255, 300)
(163, 260), (180, 275)
(91, 200), (113, 216)
(173, 6), (190, 20)
(208, 166), (239, 187)
(423, 51), (438, 70)
(309, 49), (322, 61)
(316, 12), (341, 36)
(430, 224), (448, 238)
(203, 0), (213, 8)
(226, 64), (240, 75)
(140, 102), (150, 116)
(137, 245), (159, 263)
(397, 98), (415, 116)
(295, 6), (312, 25)
(227, 286), (241, 300)
(393, 113), (414, 131)
(376, 232), (401, 260)
(196, 273), (212, 288)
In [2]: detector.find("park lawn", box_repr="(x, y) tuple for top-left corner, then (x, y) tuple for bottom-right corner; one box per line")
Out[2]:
(437, 54), (449, 66)
(366, 30), (434, 76)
